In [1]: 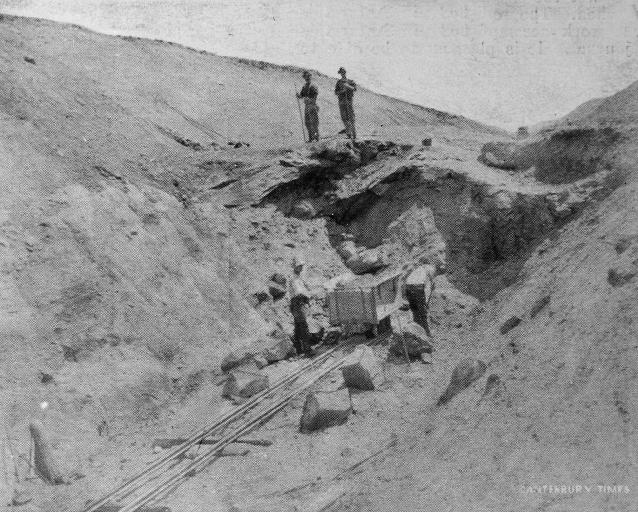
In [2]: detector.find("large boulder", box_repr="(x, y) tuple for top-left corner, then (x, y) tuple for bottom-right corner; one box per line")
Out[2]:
(222, 371), (269, 399)
(390, 321), (433, 358)
(341, 346), (383, 391)
(262, 338), (296, 363)
(299, 389), (352, 433)
(345, 247), (388, 274)
(386, 205), (446, 268)
(220, 351), (253, 373)
(437, 359), (487, 405)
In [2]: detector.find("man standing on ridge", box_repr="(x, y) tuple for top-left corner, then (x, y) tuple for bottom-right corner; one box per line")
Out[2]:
(335, 67), (357, 140)
(297, 70), (320, 142)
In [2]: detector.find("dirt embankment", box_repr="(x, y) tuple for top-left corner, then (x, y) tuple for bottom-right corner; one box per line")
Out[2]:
(1, 14), (638, 512)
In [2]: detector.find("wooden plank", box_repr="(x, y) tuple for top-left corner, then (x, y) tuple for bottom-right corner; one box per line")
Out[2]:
(152, 438), (272, 449)
(96, 505), (171, 512)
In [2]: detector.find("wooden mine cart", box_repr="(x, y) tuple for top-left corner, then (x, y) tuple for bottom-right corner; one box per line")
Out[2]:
(326, 269), (404, 335)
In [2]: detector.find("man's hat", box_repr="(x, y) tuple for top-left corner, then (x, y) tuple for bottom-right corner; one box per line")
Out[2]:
(302, 70), (311, 78)
(338, 67), (346, 74)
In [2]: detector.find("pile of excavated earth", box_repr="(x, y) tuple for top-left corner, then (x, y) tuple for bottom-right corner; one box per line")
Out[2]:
(1, 15), (637, 512)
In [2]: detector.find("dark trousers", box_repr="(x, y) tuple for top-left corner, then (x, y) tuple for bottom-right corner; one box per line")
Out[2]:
(291, 295), (312, 356)
(405, 284), (432, 336)
(305, 104), (319, 142)
(339, 101), (356, 140)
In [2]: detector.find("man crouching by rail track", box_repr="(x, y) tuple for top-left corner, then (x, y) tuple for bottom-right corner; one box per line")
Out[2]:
(289, 255), (315, 357)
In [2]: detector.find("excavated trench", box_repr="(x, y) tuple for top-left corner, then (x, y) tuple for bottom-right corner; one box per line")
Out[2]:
(260, 140), (607, 300)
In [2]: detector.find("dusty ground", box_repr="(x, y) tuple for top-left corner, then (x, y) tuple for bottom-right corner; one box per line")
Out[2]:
(0, 14), (637, 512)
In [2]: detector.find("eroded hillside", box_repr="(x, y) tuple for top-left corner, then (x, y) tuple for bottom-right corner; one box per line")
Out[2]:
(1, 14), (637, 512)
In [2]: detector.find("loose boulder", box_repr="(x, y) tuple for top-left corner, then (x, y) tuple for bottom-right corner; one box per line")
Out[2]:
(299, 389), (352, 433)
(346, 248), (388, 274)
(29, 421), (66, 484)
(262, 338), (296, 363)
(437, 359), (487, 405)
(390, 322), (433, 358)
(341, 346), (383, 391)
(220, 351), (253, 373)
(222, 371), (269, 399)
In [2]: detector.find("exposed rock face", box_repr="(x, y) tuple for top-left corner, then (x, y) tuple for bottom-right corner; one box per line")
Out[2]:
(437, 359), (487, 405)
(299, 390), (352, 433)
(341, 346), (383, 391)
(461, 189), (555, 270)
(479, 127), (621, 184)
(386, 205), (446, 267)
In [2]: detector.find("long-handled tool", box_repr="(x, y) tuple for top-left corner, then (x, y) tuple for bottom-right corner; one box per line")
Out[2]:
(294, 86), (307, 142)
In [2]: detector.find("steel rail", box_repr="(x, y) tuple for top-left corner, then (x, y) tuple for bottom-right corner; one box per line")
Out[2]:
(82, 346), (340, 512)
(119, 354), (348, 512)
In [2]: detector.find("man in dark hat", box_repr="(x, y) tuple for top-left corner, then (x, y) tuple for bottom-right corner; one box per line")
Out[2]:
(335, 67), (357, 140)
(297, 70), (320, 142)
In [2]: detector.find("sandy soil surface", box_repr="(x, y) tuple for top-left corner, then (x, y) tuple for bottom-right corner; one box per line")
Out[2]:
(1, 14), (637, 512)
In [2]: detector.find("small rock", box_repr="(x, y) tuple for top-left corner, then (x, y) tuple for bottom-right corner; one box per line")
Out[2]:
(421, 137), (432, 147)
(481, 374), (505, 399)
(530, 295), (551, 318)
(252, 290), (270, 305)
(222, 371), (269, 399)
(608, 261), (637, 287)
(341, 346), (383, 391)
(253, 354), (269, 369)
(40, 371), (54, 384)
(299, 390), (351, 433)
(420, 352), (433, 364)
(268, 283), (286, 301)
(270, 273), (287, 287)
(500, 315), (522, 335)
(291, 200), (317, 218)
(337, 240), (359, 260)
(24, 56), (36, 65)
(12, 488), (33, 506)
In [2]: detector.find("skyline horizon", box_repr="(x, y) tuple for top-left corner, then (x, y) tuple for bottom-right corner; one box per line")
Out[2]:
(1, 0), (636, 130)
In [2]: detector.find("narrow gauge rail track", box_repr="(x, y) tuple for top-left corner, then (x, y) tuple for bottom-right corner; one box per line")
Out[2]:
(83, 343), (355, 512)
